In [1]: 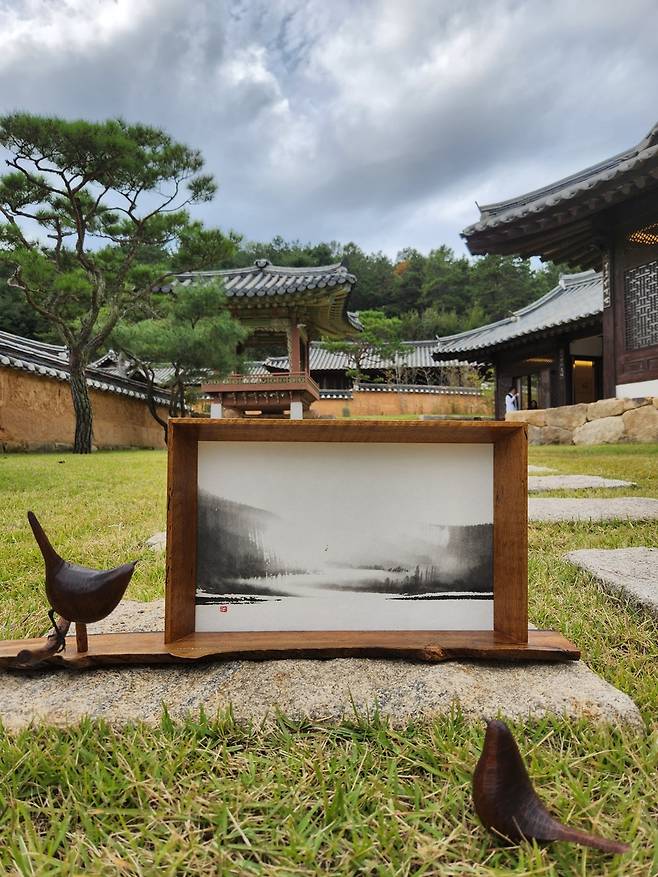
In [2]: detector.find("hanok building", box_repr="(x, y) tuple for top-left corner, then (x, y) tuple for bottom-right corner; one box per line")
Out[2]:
(263, 339), (468, 390)
(433, 270), (603, 419)
(167, 259), (360, 419)
(455, 121), (658, 413)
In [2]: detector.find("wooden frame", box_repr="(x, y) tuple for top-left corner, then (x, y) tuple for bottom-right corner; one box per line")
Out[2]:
(157, 419), (576, 662)
(0, 419), (580, 668)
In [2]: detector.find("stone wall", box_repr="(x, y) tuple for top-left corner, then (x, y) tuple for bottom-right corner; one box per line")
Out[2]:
(312, 388), (492, 418)
(0, 368), (168, 451)
(506, 396), (658, 445)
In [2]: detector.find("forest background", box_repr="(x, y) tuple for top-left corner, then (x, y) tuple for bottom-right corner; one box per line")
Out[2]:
(0, 234), (563, 344)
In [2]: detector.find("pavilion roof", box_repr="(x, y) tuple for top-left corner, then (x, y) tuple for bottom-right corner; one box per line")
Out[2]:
(432, 271), (602, 361)
(165, 259), (360, 338)
(0, 331), (170, 404)
(462, 122), (658, 268)
(264, 340), (466, 372)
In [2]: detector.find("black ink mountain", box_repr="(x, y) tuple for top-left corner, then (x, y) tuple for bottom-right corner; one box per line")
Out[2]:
(197, 490), (304, 593)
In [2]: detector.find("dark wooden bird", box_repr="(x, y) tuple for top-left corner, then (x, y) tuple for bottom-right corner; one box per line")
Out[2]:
(19, 511), (137, 660)
(473, 719), (629, 854)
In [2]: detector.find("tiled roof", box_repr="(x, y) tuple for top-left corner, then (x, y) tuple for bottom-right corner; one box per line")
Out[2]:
(463, 121), (658, 267)
(433, 271), (602, 357)
(92, 351), (272, 387)
(318, 384), (482, 399)
(168, 259), (356, 298)
(0, 331), (170, 404)
(265, 340), (466, 372)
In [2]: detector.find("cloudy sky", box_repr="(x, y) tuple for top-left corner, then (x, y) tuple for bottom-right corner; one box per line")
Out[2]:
(1, 0), (656, 258)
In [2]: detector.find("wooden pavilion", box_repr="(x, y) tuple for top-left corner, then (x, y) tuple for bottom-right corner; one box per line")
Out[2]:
(433, 271), (603, 419)
(461, 121), (658, 402)
(169, 259), (359, 418)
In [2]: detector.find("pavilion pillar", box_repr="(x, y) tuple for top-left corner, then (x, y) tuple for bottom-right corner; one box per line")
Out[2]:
(288, 322), (302, 374)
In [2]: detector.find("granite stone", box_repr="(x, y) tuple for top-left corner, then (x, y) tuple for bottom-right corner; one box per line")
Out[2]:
(622, 405), (658, 442)
(566, 548), (658, 620)
(528, 475), (635, 493)
(573, 417), (625, 446)
(529, 497), (658, 522)
(0, 601), (641, 730)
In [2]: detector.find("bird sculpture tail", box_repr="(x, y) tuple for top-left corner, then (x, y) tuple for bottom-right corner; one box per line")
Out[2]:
(27, 511), (64, 575)
(550, 824), (630, 855)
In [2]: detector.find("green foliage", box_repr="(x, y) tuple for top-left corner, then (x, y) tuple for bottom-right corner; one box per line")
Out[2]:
(113, 281), (246, 421)
(0, 267), (53, 339)
(0, 112), (231, 450)
(230, 236), (568, 339)
(321, 310), (404, 382)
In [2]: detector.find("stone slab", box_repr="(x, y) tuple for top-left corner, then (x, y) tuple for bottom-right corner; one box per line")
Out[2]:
(566, 548), (658, 620)
(529, 497), (658, 522)
(528, 475), (635, 492)
(0, 601), (641, 729)
(146, 532), (166, 550)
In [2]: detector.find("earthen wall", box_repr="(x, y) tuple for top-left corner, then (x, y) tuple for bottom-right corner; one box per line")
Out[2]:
(312, 389), (491, 418)
(0, 368), (168, 451)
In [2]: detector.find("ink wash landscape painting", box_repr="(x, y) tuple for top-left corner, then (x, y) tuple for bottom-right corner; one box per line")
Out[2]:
(196, 441), (494, 631)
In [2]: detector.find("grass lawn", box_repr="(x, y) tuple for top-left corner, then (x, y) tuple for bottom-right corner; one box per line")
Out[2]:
(0, 444), (656, 875)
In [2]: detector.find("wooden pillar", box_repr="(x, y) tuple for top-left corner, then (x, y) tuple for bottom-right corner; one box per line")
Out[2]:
(289, 322), (301, 374)
(601, 250), (616, 398)
(494, 368), (506, 420)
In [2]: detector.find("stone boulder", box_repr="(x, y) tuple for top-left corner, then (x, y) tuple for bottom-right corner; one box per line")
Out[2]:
(573, 416), (625, 445)
(506, 409), (546, 427)
(541, 426), (573, 445)
(587, 398), (625, 420)
(622, 404), (658, 442)
(544, 403), (588, 430)
(527, 425), (544, 445)
(622, 397), (651, 411)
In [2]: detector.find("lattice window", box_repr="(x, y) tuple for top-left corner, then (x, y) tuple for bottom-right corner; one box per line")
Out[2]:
(624, 260), (658, 350)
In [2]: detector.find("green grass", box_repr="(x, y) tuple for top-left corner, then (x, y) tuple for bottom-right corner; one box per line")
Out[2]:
(0, 445), (657, 875)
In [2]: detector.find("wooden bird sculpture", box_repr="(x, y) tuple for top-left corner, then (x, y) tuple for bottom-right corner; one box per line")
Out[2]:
(473, 719), (629, 854)
(15, 511), (137, 666)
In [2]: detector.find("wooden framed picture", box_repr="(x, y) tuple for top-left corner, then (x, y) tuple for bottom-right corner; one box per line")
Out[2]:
(163, 419), (578, 662)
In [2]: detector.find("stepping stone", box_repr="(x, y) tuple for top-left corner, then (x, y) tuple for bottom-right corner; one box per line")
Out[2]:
(528, 475), (635, 492)
(146, 531), (166, 550)
(566, 548), (658, 620)
(529, 497), (658, 522)
(0, 601), (641, 729)
(528, 465), (556, 474)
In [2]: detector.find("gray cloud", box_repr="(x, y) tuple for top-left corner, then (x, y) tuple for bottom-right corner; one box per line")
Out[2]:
(0, 0), (656, 257)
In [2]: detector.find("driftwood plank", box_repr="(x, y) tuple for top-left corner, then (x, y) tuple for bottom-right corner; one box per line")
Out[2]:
(0, 629), (579, 670)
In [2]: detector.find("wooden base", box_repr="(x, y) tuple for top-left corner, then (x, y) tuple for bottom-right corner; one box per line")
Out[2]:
(0, 629), (579, 670)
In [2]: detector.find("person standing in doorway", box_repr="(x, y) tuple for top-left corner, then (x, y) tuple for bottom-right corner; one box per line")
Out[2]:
(505, 385), (519, 413)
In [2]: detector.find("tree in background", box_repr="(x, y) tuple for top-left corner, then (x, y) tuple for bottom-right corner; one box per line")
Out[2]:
(0, 266), (53, 340)
(340, 242), (395, 311)
(320, 310), (404, 384)
(0, 113), (230, 452)
(113, 280), (245, 441)
(226, 236), (567, 339)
